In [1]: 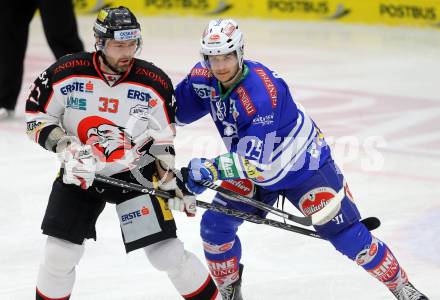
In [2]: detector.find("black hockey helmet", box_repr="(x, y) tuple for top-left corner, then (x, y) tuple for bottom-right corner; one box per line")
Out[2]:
(94, 6), (141, 41)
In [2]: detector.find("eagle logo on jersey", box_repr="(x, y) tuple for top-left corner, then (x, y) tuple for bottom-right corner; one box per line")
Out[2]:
(77, 116), (133, 163)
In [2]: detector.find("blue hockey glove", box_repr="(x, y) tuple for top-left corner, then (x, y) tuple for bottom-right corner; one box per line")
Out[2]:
(184, 158), (219, 195)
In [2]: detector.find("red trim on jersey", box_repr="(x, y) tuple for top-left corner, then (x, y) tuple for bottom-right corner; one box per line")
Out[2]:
(123, 81), (171, 125)
(36, 288), (70, 300)
(255, 67), (277, 108)
(92, 52), (106, 82)
(182, 275), (214, 298)
(211, 289), (219, 300)
(92, 51), (134, 87)
(236, 85), (256, 116)
(35, 128), (41, 143)
(113, 59), (134, 87)
(52, 74), (102, 86)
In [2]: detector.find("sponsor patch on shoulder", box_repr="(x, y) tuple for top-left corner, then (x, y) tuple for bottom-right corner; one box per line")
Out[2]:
(236, 86), (256, 116)
(190, 68), (212, 78)
(255, 68), (277, 108)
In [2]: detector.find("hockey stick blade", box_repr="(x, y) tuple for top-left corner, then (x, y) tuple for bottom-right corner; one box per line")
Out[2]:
(361, 216), (381, 231)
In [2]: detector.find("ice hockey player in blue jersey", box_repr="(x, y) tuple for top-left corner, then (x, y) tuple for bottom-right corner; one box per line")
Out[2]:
(174, 19), (429, 300)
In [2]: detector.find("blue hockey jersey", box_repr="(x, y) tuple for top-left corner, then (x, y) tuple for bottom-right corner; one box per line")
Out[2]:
(175, 60), (331, 191)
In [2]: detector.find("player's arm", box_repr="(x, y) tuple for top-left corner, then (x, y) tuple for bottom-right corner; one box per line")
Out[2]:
(182, 86), (314, 195)
(174, 66), (210, 126)
(25, 69), (67, 152)
(145, 79), (196, 215)
(25, 67), (96, 190)
(182, 109), (281, 194)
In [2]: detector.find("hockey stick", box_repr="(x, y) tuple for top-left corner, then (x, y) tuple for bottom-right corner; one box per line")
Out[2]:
(199, 180), (381, 231)
(94, 174), (325, 239)
(198, 180), (343, 226)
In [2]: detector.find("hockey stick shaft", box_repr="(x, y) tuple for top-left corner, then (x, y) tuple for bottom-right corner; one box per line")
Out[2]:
(95, 174), (173, 198)
(198, 180), (313, 225)
(199, 180), (380, 231)
(199, 180), (346, 226)
(195, 201), (323, 239)
(94, 174), (324, 239)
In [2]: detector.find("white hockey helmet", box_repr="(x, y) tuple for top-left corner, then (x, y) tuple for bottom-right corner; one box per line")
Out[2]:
(200, 19), (244, 69)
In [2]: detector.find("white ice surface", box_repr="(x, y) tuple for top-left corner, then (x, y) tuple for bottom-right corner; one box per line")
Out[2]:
(0, 16), (439, 299)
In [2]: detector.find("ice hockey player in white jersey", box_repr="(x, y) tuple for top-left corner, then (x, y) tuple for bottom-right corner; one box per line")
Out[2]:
(25, 7), (221, 300)
(175, 19), (429, 300)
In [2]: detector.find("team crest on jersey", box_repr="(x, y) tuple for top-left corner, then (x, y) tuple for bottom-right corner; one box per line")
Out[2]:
(211, 100), (227, 121)
(222, 120), (237, 137)
(77, 116), (133, 162)
(230, 99), (240, 121)
(299, 187), (337, 217)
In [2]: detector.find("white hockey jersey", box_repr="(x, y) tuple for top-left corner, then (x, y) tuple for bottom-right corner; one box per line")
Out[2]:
(25, 51), (176, 177)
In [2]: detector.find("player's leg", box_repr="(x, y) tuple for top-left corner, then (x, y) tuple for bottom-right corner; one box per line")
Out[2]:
(114, 190), (219, 299)
(36, 237), (85, 300)
(37, 0), (84, 58)
(201, 180), (278, 299)
(36, 178), (106, 299)
(286, 159), (428, 299)
(0, 1), (35, 116)
(144, 238), (220, 300)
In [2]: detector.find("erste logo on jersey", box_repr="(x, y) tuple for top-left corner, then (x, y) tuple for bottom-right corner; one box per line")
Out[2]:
(127, 89), (160, 116)
(60, 80), (94, 95)
(192, 83), (217, 101)
(121, 206), (150, 224)
(299, 187), (337, 216)
(127, 88), (153, 102)
(77, 116), (132, 162)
